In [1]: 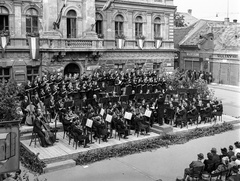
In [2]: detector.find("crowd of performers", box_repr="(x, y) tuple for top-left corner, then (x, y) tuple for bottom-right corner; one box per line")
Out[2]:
(20, 69), (223, 148)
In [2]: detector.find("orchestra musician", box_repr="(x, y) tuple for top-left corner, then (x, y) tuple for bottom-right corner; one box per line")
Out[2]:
(20, 96), (29, 124)
(156, 93), (165, 125)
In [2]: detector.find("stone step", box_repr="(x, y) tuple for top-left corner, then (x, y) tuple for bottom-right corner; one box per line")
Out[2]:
(150, 127), (163, 135)
(43, 159), (76, 173)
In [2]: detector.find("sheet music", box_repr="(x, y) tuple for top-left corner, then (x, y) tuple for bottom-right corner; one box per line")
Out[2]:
(105, 114), (112, 123)
(86, 119), (93, 128)
(144, 110), (152, 117)
(100, 108), (105, 116)
(124, 112), (132, 120)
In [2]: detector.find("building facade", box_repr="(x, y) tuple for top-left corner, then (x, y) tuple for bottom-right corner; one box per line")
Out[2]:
(0, 0), (176, 84)
(174, 19), (240, 86)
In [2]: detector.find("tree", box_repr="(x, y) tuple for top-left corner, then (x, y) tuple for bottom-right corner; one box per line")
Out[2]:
(0, 79), (21, 122)
(174, 12), (185, 27)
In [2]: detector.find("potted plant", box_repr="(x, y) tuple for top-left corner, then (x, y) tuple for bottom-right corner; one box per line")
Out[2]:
(98, 34), (104, 39)
(136, 35), (145, 49)
(154, 36), (163, 49)
(115, 33), (126, 49)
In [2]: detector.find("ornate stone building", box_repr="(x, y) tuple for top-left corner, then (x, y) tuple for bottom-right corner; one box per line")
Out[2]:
(0, 0), (176, 83)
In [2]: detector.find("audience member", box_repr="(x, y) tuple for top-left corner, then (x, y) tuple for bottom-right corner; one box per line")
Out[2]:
(203, 152), (215, 173)
(183, 153), (205, 180)
(211, 147), (221, 169)
(228, 145), (235, 159)
(227, 165), (240, 181)
(220, 147), (228, 160)
(234, 142), (240, 156)
(235, 153), (240, 166)
(229, 156), (238, 168)
(211, 157), (230, 174)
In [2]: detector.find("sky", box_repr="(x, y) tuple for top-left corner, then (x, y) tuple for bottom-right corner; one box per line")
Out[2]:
(174, 0), (240, 21)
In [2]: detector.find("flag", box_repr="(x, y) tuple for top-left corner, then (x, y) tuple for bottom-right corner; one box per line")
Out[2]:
(28, 37), (40, 60)
(137, 39), (144, 49)
(155, 39), (162, 49)
(0, 36), (9, 58)
(116, 38), (125, 49)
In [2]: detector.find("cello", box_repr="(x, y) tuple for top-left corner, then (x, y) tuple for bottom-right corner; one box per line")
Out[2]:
(25, 102), (35, 126)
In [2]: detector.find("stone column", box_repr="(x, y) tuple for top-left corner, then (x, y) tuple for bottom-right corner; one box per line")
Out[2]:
(82, 0), (96, 34)
(14, 2), (22, 38)
(42, 0), (58, 31)
(146, 13), (152, 40)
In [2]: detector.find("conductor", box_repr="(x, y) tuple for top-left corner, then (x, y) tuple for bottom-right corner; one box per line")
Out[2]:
(156, 93), (165, 125)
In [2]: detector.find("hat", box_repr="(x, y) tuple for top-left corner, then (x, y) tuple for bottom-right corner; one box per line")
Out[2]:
(232, 165), (239, 173)
(221, 147), (227, 153)
(197, 153), (204, 160)
(211, 148), (217, 153)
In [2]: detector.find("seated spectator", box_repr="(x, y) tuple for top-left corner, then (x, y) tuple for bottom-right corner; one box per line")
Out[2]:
(227, 165), (240, 181)
(235, 153), (240, 166)
(229, 156), (238, 168)
(220, 147), (228, 160)
(183, 153), (205, 180)
(203, 152), (215, 173)
(211, 157), (230, 174)
(211, 147), (221, 169)
(228, 145), (235, 159)
(234, 142), (240, 156)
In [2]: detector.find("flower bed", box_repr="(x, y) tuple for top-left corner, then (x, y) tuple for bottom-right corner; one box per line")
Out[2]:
(75, 123), (233, 165)
(20, 145), (46, 174)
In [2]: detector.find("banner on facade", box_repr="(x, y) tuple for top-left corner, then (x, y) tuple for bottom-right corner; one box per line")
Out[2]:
(28, 37), (40, 60)
(137, 39), (144, 49)
(0, 36), (9, 58)
(116, 39), (125, 49)
(155, 39), (162, 49)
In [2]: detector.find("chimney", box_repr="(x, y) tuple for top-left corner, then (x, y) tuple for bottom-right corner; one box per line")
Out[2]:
(188, 9), (192, 15)
(224, 17), (230, 25)
(233, 19), (238, 23)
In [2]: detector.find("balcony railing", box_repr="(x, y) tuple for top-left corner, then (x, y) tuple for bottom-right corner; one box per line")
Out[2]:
(6, 38), (173, 51)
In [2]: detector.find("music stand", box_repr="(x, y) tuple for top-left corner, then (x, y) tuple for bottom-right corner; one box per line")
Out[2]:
(86, 119), (94, 144)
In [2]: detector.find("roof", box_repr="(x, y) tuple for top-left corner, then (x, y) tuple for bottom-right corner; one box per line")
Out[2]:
(178, 12), (198, 26)
(178, 19), (240, 50)
(174, 24), (195, 48)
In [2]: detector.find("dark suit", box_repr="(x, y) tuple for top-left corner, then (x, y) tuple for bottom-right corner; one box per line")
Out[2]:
(184, 160), (205, 179)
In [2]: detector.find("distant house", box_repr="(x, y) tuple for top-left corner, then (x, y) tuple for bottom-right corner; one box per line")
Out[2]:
(174, 18), (240, 86)
(178, 9), (198, 26)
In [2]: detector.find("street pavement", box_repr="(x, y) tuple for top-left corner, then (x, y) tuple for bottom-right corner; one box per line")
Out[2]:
(25, 84), (240, 181)
(208, 84), (240, 117)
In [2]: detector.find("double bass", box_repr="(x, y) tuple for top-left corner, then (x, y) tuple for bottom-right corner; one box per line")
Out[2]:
(25, 103), (36, 126)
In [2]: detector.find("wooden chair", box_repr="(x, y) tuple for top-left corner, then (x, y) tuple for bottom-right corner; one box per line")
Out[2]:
(210, 169), (230, 181)
(29, 131), (40, 147)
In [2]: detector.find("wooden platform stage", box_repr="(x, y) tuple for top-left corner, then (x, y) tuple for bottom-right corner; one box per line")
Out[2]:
(21, 130), (160, 164)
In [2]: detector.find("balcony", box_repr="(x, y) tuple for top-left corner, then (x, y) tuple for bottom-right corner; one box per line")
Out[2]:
(5, 38), (174, 52)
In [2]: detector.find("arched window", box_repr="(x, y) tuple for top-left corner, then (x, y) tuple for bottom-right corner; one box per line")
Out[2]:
(135, 16), (143, 37)
(154, 17), (161, 38)
(67, 10), (77, 38)
(0, 6), (9, 31)
(115, 15), (124, 37)
(26, 8), (38, 34)
(96, 13), (103, 36)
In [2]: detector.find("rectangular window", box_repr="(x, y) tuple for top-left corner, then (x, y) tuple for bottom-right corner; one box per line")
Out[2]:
(136, 63), (144, 70)
(0, 15), (9, 31)
(114, 64), (124, 71)
(154, 24), (161, 37)
(26, 16), (38, 33)
(67, 18), (76, 38)
(96, 20), (102, 35)
(27, 66), (39, 82)
(153, 63), (161, 74)
(0, 67), (10, 84)
(115, 22), (123, 37)
(135, 23), (142, 37)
